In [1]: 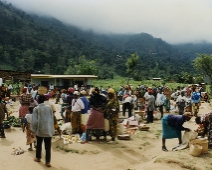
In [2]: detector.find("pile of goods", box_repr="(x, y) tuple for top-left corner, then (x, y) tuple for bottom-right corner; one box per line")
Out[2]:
(61, 134), (81, 144)
(37, 86), (48, 95)
(3, 116), (21, 128)
(11, 147), (24, 155)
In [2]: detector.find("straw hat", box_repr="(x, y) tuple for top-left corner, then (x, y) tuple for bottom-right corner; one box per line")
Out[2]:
(80, 90), (86, 95)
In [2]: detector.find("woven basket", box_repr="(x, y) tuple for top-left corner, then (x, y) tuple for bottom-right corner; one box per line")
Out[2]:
(189, 144), (202, 157)
(37, 86), (47, 95)
(190, 138), (208, 154)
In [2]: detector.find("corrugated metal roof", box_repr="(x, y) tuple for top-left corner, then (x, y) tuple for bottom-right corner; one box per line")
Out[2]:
(31, 74), (98, 78)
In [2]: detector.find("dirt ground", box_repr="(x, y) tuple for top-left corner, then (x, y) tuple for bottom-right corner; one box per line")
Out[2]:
(1, 98), (212, 170)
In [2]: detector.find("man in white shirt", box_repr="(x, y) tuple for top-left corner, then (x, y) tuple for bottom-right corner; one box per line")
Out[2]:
(155, 90), (166, 119)
(122, 94), (133, 118)
(49, 84), (54, 90)
(71, 91), (85, 134)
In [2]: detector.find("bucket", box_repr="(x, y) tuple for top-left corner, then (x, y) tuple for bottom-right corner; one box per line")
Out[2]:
(189, 144), (202, 157)
(190, 138), (208, 153)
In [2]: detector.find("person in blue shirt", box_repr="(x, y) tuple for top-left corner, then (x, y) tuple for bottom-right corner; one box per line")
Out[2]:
(191, 87), (201, 117)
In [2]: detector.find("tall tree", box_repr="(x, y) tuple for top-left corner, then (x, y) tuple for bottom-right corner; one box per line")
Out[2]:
(126, 53), (138, 84)
(193, 54), (212, 83)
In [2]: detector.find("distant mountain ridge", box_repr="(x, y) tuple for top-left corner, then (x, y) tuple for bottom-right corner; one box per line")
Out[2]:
(1, 1), (212, 81)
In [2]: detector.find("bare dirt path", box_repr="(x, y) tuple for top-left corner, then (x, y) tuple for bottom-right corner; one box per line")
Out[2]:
(0, 99), (212, 170)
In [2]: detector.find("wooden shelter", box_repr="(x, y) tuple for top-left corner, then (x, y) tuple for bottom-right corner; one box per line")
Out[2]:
(0, 70), (31, 83)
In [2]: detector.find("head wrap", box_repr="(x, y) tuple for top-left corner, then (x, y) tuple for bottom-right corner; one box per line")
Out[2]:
(44, 93), (51, 100)
(73, 91), (80, 95)
(68, 87), (74, 93)
(22, 88), (27, 93)
(108, 88), (115, 94)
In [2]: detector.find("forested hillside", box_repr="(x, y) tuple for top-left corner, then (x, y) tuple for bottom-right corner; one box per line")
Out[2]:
(1, 1), (212, 82)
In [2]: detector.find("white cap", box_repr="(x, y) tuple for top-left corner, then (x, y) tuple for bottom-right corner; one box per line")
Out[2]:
(73, 91), (80, 95)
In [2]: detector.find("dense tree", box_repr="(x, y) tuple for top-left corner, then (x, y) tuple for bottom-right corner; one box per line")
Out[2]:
(193, 54), (212, 84)
(126, 53), (138, 84)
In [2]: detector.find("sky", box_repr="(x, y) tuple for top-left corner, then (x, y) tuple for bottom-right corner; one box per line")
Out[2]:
(5, 0), (212, 44)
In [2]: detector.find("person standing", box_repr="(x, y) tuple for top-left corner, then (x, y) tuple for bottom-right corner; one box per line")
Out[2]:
(6, 83), (13, 98)
(104, 88), (119, 143)
(44, 94), (61, 137)
(31, 95), (54, 167)
(176, 91), (187, 115)
(19, 88), (33, 131)
(71, 91), (85, 134)
(191, 87), (201, 117)
(80, 90), (90, 125)
(0, 97), (8, 138)
(84, 87), (107, 143)
(146, 90), (155, 124)
(155, 89), (166, 119)
(23, 106), (36, 151)
(122, 94), (133, 118)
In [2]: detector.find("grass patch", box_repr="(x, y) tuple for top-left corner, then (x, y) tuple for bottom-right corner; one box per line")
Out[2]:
(141, 142), (150, 146)
(155, 130), (162, 139)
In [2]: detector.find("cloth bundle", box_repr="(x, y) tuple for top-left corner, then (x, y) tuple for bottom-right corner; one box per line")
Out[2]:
(171, 131), (198, 151)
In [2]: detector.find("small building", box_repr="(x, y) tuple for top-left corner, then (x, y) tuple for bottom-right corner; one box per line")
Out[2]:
(152, 78), (161, 81)
(0, 70), (31, 83)
(31, 74), (98, 89)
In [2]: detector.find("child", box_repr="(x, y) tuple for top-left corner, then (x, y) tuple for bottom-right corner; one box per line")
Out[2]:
(23, 106), (36, 151)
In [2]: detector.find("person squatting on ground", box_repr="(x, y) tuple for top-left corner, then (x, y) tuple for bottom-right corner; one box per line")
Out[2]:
(195, 112), (212, 147)
(31, 95), (54, 167)
(0, 96), (8, 138)
(161, 113), (193, 151)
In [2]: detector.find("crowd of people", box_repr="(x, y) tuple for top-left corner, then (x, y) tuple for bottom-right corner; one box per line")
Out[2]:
(0, 82), (212, 166)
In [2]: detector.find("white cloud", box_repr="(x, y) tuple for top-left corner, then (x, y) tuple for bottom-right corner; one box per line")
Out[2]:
(5, 0), (212, 44)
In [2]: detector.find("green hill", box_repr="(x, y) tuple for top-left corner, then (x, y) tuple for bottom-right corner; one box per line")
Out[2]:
(1, 1), (212, 82)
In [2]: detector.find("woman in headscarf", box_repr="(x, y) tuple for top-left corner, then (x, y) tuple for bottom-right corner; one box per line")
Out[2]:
(176, 91), (187, 115)
(19, 87), (33, 131)
(71, 91), (85, 134)
(64, 87), (75, 122)
(104, 88), (119, 143)
(83, 87), (107, 143)
(161, 113), (193, 151)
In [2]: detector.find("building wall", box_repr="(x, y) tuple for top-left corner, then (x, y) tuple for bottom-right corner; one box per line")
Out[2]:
(31, 78), (92, 89)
